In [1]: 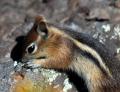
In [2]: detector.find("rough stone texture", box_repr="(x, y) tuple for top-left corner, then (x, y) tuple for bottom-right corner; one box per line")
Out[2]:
(0, 0), (120, 92)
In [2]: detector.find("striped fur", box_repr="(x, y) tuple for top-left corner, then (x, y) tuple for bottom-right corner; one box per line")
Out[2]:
(48, 26), (115, 92)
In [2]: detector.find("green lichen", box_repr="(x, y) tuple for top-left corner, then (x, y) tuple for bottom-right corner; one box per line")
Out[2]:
(40, 69), (61, 83)
(63, 78), (72, 92)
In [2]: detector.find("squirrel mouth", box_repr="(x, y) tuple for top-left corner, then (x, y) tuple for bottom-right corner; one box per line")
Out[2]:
(36, 56), (47, 60)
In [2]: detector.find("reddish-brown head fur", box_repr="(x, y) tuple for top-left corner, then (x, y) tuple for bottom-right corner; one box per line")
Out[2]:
(22, 16), (74, 69)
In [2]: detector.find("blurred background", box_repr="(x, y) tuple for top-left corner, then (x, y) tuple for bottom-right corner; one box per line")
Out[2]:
(0, 0), (120, 92)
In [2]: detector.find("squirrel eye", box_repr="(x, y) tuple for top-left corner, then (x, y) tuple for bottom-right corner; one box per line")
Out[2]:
(26, 42), (37, 54)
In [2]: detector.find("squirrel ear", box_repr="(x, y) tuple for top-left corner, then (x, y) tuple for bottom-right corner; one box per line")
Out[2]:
(35, 16), (48, 39)
(35, 15), (46, 23)
(37, 21), (48, 38)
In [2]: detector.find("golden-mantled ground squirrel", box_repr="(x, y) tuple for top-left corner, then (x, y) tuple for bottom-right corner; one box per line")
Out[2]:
(21, 16), (120, 92)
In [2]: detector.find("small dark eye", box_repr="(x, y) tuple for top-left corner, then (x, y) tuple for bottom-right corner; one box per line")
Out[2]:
(26, 43), (37, 54)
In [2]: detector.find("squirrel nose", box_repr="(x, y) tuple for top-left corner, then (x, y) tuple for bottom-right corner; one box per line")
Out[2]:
(21, 54), (32, 62)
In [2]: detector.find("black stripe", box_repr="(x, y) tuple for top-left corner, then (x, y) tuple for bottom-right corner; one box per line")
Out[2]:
(75, 46), (109, 76)
(36, 56), (46, 59)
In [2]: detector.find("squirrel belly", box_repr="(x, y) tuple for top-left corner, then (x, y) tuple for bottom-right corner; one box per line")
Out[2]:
(21, 16), (120, 92)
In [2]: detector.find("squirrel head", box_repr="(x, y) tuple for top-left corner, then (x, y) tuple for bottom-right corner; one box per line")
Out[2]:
(21, 16), (74, 69)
